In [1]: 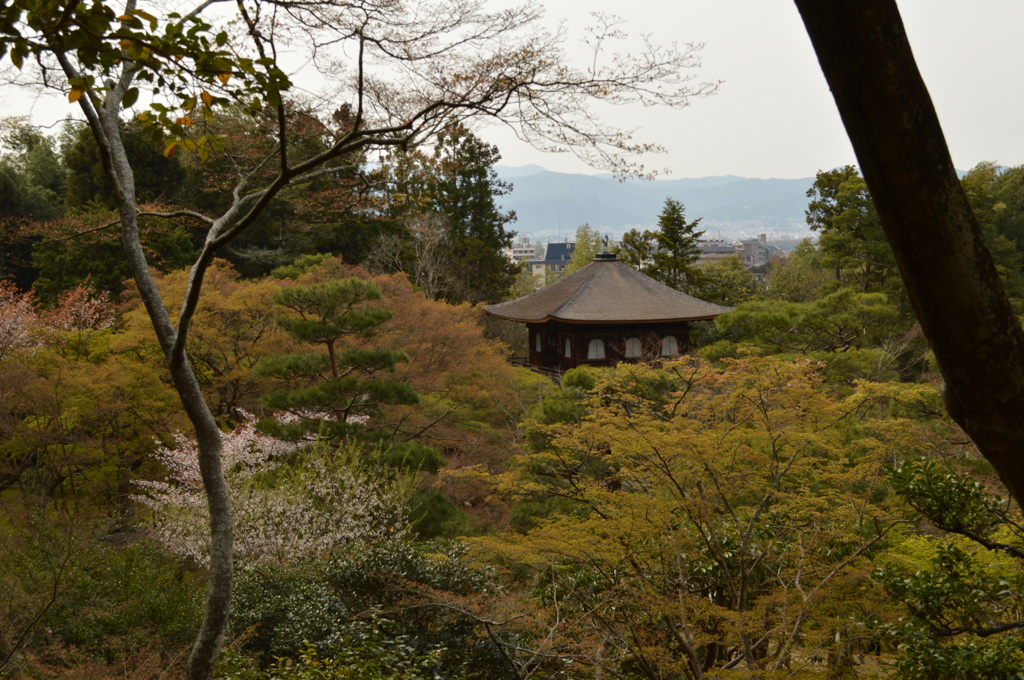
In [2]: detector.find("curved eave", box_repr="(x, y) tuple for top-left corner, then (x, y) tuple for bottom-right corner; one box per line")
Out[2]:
(485, 311), (724, 325)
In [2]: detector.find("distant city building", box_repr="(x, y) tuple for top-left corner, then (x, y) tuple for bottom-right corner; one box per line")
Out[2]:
(528, 241), (576, 281)
(507, 236), (543, 263)
(696, 234), (778, 269)
(737, 234), (771, 268)
(697, 239), (741, 263)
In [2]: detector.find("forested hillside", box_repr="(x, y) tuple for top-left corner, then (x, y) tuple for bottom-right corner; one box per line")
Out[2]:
(4, 1), (1024, 677)
(6, 106), (1024, 678)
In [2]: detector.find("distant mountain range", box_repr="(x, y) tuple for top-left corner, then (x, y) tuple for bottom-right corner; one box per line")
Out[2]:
(494, 165), (815, 243)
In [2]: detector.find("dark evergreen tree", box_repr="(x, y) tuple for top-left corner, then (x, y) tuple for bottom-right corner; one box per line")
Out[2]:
(61, 119), (185, 210)
(382, 124), (518, 304)
(432, 124), (518, 303)
(805, 165), (896, 293)
(0, 121), (65, 220)
(615, 227), (654, 271)
(0, 121), (63, 286)
(648, 197), (705, 291)
(255, 277), (419, 442)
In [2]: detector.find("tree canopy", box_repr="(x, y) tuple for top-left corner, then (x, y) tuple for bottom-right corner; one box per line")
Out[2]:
(0, 1), (717, 677)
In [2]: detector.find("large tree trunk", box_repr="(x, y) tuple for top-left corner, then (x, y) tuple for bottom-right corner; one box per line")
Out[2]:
(794, 0), (1024, 509)
(83, 89), (233, 680)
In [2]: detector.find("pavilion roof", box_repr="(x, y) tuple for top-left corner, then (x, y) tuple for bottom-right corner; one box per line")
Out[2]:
(485, 253), (733, 324)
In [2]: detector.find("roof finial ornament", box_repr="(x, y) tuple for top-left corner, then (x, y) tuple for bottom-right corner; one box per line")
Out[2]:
(594, 235), (617, 261)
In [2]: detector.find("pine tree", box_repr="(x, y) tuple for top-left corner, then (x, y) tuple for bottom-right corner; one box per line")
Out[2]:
(255, 277), (418, 442)
(431, 124), (518, 303)
(381, 124), (518, 304)
(648, 197), (705, 291)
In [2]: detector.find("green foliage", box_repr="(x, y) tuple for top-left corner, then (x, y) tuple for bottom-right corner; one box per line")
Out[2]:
(764, 238), (834, 302)
(647, 197), (705, 291)
(891, 459), (1007, 539)
(960, 162), (1024, 307)
(806, 166), (899, 296)
(614, 227), (654, 271)
(42, 539), (202, 650)
(559, 364), (601, 391)
(885, 623), (1024, 680)
(876, 533), (1024, 679)
(874, 455), (1024, 680)
(409, 487), (478, 539)
(256, 276), (419, 440)
(227, 541), (509, 677)
(0, 119), (65, 221)
(691, 254), (759, 306)
(219, 638), (463, 680)
(374, 441), (448, 474)
(521, 365), (601, 442)
(61, 120), (186, 209)
(31, 214), (198, 303)
(565, 223), (604, 274)
(271, 253), (335, 280)
(0, 517), (202, 674)
(718, 286), (903, 355)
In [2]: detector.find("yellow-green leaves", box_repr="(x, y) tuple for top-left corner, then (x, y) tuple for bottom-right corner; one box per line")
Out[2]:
(473, 354), (935, 676)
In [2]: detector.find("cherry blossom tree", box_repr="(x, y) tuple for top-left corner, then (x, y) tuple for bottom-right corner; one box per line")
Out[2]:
(135, 413), (409, 567)
(0, 280), (37, 362)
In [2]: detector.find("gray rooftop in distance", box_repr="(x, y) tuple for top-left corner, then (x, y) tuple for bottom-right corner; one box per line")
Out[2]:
(485, 254), (733, 324)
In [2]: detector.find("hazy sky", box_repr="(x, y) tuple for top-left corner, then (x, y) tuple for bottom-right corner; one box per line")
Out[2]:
(481, 1), (1024, 179)
(4, 1), (1021, 180)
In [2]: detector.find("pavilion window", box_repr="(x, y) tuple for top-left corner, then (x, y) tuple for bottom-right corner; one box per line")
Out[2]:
(625, 337), (642, 358)
(565, 338), (572, 358)
(588, 338), (606, 360)
(661, 335), (679, 356)
(535, 333), (542, 353)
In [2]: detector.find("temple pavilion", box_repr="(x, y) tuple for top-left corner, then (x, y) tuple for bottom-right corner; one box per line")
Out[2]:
(485, 252), (732, 372)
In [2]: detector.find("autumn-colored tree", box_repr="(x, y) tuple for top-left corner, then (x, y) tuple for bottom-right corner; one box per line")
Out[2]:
(0, 284), (183, 512)
(116, 262), (291, 423)
(366, 268), (528, 489)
